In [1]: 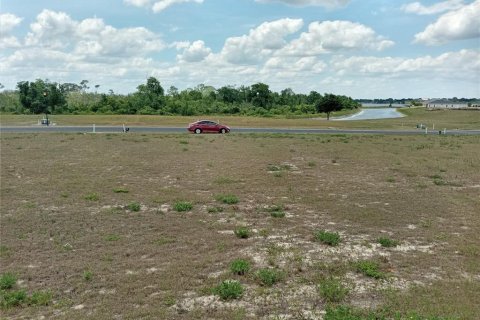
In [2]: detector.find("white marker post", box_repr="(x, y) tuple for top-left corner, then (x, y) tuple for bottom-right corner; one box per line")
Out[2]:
(123, 124), (126, 133)
(443, 128), (447, 135)
(425, 127), (428, 134)
(93, 124), (96, 133)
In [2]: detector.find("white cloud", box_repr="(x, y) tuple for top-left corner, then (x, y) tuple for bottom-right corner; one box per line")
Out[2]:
(23, 10), (164, 57)
(331, 49), (480, 80)
(414, 0), (480, 45)
(220, 18), (304, 64)
(0, 13), (23, 49)
(124, 0), (204, 13)
(0, 13), (23, 34)
(280, 20), (394, 56)
(177, 40), (212, 62)
(402, 0), (465, 15)
(255, 0), (350, 9)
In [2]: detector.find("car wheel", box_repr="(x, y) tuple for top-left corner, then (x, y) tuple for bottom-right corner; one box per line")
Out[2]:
(220, 128), (226, 134)
(194, 128), (202, 134)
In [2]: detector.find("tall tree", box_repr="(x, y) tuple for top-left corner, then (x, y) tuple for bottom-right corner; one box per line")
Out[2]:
(17, 79), (66, 118)
(249, 83), (272, 109)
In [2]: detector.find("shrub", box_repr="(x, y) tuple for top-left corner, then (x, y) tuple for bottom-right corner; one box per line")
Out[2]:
(113, 188), (129, 193)
(0, 273), (16, 290)
(29, 291), (52, 306)
(355, 260), (386, 279)
(318, 278), (349, 303)
(0, 290), (27, 308)
(314, 230), (341, 246)
(213, 280), (244, 300)
(216, 194), (239, 204)
(173, 201), (193, 212)
(377, 237), (399, 248)
(126, 202), (141, 212)
(256, 268), (283, 286)
(234, 227), (250, 239)
(230, 259), (251, 275)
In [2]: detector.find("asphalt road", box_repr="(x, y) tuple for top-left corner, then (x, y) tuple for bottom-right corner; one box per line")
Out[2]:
(1, 125), (480, 135)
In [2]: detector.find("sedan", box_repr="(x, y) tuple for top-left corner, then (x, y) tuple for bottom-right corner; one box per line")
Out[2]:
(188, 120), (230, 134)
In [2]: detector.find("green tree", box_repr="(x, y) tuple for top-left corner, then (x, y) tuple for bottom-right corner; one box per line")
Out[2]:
(316, 93), (343, 120)
(250, 83), (272, 109)
(17, 80), (66, 119)
(134, 77), (165, 113)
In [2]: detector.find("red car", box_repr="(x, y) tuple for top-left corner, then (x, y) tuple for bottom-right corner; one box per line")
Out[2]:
(188, 120), (230, 134)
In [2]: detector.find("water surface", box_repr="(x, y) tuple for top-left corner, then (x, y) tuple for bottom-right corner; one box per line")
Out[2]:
(334, 108), (405, 121)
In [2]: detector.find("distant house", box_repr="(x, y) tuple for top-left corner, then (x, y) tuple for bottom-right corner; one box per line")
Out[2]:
(423, 99), (480, 109)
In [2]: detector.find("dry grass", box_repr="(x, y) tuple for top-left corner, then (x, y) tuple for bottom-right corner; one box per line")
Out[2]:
(1, 132), (479, 319)
(1, 107), (479, 130)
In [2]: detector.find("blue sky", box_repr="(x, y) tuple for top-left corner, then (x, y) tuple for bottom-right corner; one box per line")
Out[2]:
(1, 0), (479, 98)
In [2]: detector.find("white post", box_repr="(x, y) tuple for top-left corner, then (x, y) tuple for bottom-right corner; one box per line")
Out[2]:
(443, 128), (446, 135)
(123, 124), (126, 133)
(425, 127), (428, 134)
(93, 124), (96, 133)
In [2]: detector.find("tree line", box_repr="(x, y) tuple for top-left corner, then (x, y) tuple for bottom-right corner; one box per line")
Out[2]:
(1, 77), (361, 119)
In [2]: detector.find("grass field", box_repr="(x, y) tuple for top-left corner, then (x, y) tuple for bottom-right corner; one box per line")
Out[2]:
(1, 132), (479, 319)
(1, 107), (479, 130)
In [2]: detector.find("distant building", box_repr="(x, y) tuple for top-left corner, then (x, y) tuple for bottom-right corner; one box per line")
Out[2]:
(423, 99), (480, 109)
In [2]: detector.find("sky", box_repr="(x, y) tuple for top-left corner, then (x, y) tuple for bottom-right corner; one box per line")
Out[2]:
(0, 0), (479, 98)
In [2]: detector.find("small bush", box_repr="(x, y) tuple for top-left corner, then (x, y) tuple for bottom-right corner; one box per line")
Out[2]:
(0, 245), (10, 258)
(314, 230), (341, 246)
(84, 193), (99, 201)
(355, 260), (386, 279)
(234, 227), (250, 239)
(256, 268), (283, 286)
(83, 270), (93, 281)
(377, 237), (399, 248)
(207, 206), (224, 213)
(318, 278), (349, 303)
(230, 259), (251, 275)
(0, 290), (27, 308)
(105, 234), (120, 241)
(113, 188), (129, 193)
(213, 280), (244, 300)
(29, 291), (52, 306)
(173, 201), (193, 212)
(126, 202), (141, 212)
(0, 273), (16, 290)
(216, 194), (239, 204)
(270, 211), (286, 218)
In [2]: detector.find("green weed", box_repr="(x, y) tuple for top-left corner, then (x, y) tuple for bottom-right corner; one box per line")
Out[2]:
(126, 201), (141, 212)
(84, 193), (99, 201)
(314, 230), (341, 246)
(0, 273), (16, 290)
(355, 260), (386, 279)
(216, 194), (239, 204)
(230, 259), (251, 275)
(318, 278), (349, 303)
(256, 268), (283, 286)
(377, 237), (399, 248)
(173, 201), (193, 212)
(234, 227), (250, 239)
(213, 280), (244, 300)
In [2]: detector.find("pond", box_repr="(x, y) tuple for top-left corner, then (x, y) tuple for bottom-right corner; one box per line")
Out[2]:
(334, 108), (405, 121)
